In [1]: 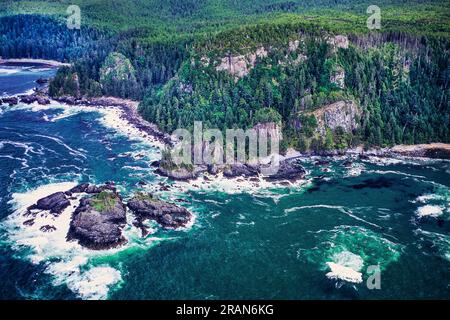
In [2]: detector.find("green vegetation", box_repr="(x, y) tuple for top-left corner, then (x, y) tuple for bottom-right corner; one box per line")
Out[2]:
(90, 191), (118, 212)
(133, 192), (157, 202)
(1, 0), (449, 151)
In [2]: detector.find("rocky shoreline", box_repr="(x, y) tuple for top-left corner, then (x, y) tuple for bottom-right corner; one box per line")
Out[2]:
(1, 87), (448, 186)
(23, 183), (193, 250)
(1, 90), (173, 146)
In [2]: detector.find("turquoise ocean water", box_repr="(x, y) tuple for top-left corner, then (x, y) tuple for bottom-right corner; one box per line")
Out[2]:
(0, 66), (449, 299)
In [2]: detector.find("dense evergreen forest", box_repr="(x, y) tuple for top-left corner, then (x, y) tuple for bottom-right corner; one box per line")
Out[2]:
(1, 0), (449, 150)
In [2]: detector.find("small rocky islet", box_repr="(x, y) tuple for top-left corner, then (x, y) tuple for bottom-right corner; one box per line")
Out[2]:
(24, 182), (193, 250)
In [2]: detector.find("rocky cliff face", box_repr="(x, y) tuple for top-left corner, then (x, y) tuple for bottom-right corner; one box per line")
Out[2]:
(310, 100), (360, 135)
(215, 47), (268, 80)
(327, 35), (349, 53)
(330, 67), (345, 89)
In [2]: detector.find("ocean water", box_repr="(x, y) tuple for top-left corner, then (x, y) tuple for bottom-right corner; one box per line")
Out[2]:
(0, 67), (449, 300)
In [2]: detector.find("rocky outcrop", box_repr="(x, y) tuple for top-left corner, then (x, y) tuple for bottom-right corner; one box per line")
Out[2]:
(330, 67), (345, 89)
(19, 93), (51, 105)
(128, 193), (192, 235)
(389, 144), (450, 159)
(215, 47), (268, 80)
(27, 192), (70, 216)
(327, 35), (349, 52)
(223, 163), (259, 178)
(67, 182), (117, 195)
(36, 78), (49, 85)
(1, 97), (18, 106)
(310, 100), (360, 136)
(156, 165), (207, 180)
(264, 159), (306, 181)
(67, 192), (127, 250)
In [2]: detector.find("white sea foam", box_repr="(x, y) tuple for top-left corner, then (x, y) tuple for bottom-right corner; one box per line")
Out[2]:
(48, 262), (122, 300)
(98, 107), (165, 150)
(416, 205), (444, 218)
(326, 262), (363, 283)
(326, 251), (364, 283)
(2, 182), (127, 300)
(0, 67), (20, 75)
(414, 194), (443, 203)
(285, 205), (381, 228)
(173, 172), (309, 196)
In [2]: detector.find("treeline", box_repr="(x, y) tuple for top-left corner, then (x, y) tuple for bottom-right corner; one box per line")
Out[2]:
(140, 27), (449, 151)
(2, 10), (449, 151)
(0, 15), (188, 100)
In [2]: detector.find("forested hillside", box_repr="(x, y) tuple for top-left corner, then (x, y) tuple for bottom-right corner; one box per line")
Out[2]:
(0, 0), (449, 150)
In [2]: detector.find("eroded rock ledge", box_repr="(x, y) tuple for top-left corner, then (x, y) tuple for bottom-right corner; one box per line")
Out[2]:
(128, 192), (192, 237)
(156, 159), (307, 182)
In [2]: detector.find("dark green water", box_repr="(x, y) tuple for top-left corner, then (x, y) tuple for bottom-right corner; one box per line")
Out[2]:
(0, 67), (449, 299)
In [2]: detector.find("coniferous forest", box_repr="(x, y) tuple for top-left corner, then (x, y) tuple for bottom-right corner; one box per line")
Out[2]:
(1, 0), (449, 151)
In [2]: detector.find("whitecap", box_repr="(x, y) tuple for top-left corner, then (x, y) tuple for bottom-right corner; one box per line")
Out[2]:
(416, 205), (444, 218)
(48, 262), (122, 300)
(0, 67), (20, 75)
(326, 262), (363, 283)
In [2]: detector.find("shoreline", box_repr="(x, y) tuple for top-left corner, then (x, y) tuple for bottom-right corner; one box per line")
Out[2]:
(1, 87), (449, 184)
(0, 58), (71, 68)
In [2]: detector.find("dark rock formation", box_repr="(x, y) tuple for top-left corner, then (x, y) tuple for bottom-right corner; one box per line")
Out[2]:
(68, 182), (116, 194)
(315, 160), (330, 166)
(264, 159), (306, 181)
(127, 193), (192, 235)
(156, 165), (207, 180)
(17, 93), (50, 105)
(2, 97), (18, 106)
(23, 219), (35, 226)
(223, 163), (259, 178)
(343, 160), (353, 168)
(27, 192), (70, 216)
(40, 225), (56, 233)
(67, 193), (127, 250)
(36, 78), (49, 85)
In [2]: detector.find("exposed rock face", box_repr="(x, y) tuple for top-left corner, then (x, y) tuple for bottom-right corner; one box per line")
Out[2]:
(285, 40), (307, 66)
(264, 159), (306, 181)
(68, 182), (116, 195)
(18, 94), (51, 105)
(216, 47), (268, 80)
(223, 163), (259, 178)
(27, 192), (70, 216)
(127, 194), (192, 234)
(310, 100), (360, 135)
(288, 40), (300, 52)
(389, 143), (450, 159)
(1, 97), (18, 106)
(330, 67), (345, 89)
(36, 78), (49, 85)
(156, 165), (207, 180)
(327, 35), (349, 51)
(253, 122), (282, 141)
(67, 193), (127, 250)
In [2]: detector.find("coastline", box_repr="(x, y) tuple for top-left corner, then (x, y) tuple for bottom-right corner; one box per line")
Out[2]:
(0, 58), (71, 68)
(1, 75), (448, 184)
